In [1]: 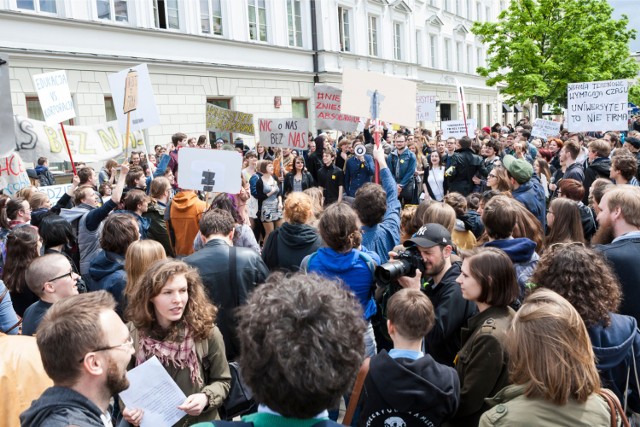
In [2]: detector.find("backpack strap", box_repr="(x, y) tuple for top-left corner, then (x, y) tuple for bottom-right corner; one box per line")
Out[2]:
(356, 250), (376, 277)
(300, 252), (316, 272)
(343, 357), (370, 426)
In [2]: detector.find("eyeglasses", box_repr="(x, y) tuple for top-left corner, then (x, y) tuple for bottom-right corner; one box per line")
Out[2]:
(48, 270), (74, 283)
(78, 336), (134, 363)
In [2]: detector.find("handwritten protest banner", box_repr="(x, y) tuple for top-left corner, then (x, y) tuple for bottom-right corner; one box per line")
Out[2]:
(341, 69), (417, 127)
(314, 85), (360, 132)
(36, 183), (72, 205)
(416, 92), (437, 122)
(0, 54), (15, 157)
(531, 119), (561, 139)
(14, 116), (145, 164)
(206, 104), (254, 135)
(441, 119), (477, 139)
(108, 64), (160, 134)
(566, 79), (628, 132)
(32, 70), (76, 125)
(177, 148), (242, 194)
(0, 152), (30, 195)
(258, 118), (308, 150)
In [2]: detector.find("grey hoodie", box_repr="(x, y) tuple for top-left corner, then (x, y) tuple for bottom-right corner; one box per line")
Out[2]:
(20, 386), (106, 427)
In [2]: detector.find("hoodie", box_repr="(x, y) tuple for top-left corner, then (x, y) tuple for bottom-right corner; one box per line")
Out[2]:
(19, 386), (106, 427)
(360, 350), (460, 427)
(262, 222), (322, 272)
(89, 250), (126, 306)
(484, 238), (539, 296)
(169, 191), (206, 256)
(589, 312), (640, 412)
(306, 247), (379, 318)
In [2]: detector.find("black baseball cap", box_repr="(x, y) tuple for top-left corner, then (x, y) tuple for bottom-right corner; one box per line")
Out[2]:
(404, 223), (452, 248)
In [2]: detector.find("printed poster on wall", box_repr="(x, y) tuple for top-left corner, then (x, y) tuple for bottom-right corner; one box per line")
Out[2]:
(314, 85), (360, 132)
(14, 116), (145, 163)
(566, 79), (628, 132)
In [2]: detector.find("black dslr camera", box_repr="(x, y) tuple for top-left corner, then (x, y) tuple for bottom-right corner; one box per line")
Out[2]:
(374, 246), (425, 284)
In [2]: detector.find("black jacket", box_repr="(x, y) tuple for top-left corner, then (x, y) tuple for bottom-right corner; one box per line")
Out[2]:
(579, 202), (597, 242)
(596, 237), (640, 325)
(184, 239), (269, 361)
(283, 171), (315, 198)
(583, 157), (612, 204)
(447, 148), (483, 196)
(360, 350), (460, 427)
(20, 386), (106, 427)
(422, 262), (477, 366)
(262, 222), (322, 272)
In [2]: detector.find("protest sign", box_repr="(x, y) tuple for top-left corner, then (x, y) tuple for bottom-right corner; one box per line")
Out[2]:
(0, 152), (30, 195)
(108, 64), (160, 134)
(14, 116), (145, 163)
(416, 92), (437, 122)
(32, 70), (76, 125)
(36, 183), (72, 205)
(177, 148), (242, 194)
(205, 104), (255, 135)
(0, 55), (15, 157)
(531, 119), (561, 139)
(258, 118), (309, 150)
(314, 85), (360, 132)
(341, 69), (417, 127)
(566, 79), (628, 132)
(441, 119), (477, 139)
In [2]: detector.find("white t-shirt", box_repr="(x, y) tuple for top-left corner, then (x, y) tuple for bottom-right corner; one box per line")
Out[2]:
(427, 167), (445, 201)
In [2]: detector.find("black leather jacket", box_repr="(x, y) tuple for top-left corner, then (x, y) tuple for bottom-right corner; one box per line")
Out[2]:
(184, 239), (269, 361)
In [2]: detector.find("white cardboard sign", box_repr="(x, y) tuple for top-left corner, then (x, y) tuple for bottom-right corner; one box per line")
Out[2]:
(108, 64), (160, 133)
(314, 85), (360, 132)
(36, 184), (73, 205)
(416, 92), (437, 122)
(177, 148), (242, 194)
(32, 70), (76, 125)
(258, 118), (309, 150)
(531, 119), (561, 139)
(566, 79), (628, 132)
(341, 69), (417, 127)
(441, 119), (477, 139)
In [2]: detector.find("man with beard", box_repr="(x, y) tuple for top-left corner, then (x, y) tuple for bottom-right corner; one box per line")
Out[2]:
(594, 186), (640, 324)
(397, 223), (476, 366)
(20, 291), (133, 427)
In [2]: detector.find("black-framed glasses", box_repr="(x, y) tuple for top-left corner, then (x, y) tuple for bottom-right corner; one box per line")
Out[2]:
(48, 271), (74, 283)
(77, 336), (134, 363)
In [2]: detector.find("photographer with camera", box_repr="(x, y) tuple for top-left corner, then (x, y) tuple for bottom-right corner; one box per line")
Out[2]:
(383, 223), (476, 367)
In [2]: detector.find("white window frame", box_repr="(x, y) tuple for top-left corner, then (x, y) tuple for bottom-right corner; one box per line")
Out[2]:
(368, 14), (379, 57)
(199, 0), (223, 36)
(466, 44), (473, 73)
(16, 0), (59, 14)
(444, 38), (452, 71)
(485, 5), (491, 21)
(153, 0), (180, 30)
(477, 47), (483, 68)
(430, 34), (438, 68)
(393, 22), (403, 61)
(466, 0), (472, 19)
(248, 0), (268, 42)
(287, 0), (303, 47)
(416, 30), (423, 65)
(476, 1), (482, 21)
(456, 41), (463, 72)
(95, 0), (129, 22)
(338, 6), (352, 52)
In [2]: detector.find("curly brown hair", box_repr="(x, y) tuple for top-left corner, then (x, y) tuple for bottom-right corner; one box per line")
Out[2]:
(125, 259), (217, 341)
(530, 243), (621, 327)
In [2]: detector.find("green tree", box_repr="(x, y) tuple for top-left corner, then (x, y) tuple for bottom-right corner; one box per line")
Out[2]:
(473, 0), (639, 117)
(631, 81), (640, 106)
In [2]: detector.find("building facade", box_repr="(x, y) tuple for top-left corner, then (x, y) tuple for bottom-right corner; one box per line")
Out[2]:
(1, 0), (505, 148)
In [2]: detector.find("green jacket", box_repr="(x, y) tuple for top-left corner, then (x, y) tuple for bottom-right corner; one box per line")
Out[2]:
(143, 201), (175, 257)
(128, 324), (231, 426)
(447, 306), (514, 427)
(479, 384), (614, 426)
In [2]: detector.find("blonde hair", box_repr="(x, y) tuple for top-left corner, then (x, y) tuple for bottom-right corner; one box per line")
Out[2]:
(124, 240), (167, 299)
(303, 187), (324, 221)
(284, 192), (313, 224)
(29, 191), (50, 211)
(508, 288), (601, 405)
(423, 202), (456, 232)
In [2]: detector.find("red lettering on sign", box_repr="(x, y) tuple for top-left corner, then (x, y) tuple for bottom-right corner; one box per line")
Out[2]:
(259, 120), (272, 132)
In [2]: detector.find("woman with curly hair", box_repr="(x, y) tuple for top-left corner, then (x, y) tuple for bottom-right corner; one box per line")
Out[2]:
(545, 198), (585, 246)
(480, 288), (613, 426)
(122, 259), (231, 426)
(4, 225), (40, 317)
(530, 244), (640, 413)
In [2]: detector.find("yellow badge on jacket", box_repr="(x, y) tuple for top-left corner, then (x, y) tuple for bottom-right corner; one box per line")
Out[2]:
(400, 159), (405, 163)
(332, 175), (336, 180)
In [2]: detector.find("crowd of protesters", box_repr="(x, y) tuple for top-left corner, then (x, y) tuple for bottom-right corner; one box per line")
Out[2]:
(3, 115), (640, 427)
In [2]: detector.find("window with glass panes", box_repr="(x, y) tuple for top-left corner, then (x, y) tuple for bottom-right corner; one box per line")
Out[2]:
(17, 0), (56, 13)
(444, 39), (451, 70)
(338, 6), (351, 52)
(248, 0), (267, 42)
(467, 45), (473, 73)
(292, 100), (308, 119)
(207, 98), (233, 145)
(96, 0), (128, 22)
(393, 22), (402, 60)
(430, 34), (438, 68)
(200, 0), (222, 35)
(105, 97), (117, 122)
(456, 41), (462, 72)
(368, 15), (378, 57)
(153, 0), (179, 29)
(287, 0), (302, 47)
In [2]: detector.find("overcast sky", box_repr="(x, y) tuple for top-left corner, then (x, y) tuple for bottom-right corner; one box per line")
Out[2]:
(608, 0), (640, 52)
